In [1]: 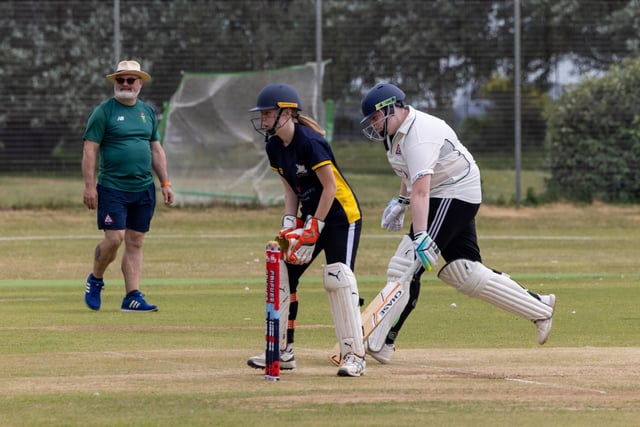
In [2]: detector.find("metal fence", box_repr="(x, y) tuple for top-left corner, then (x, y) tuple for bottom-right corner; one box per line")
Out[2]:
(0, 0), (631, 173)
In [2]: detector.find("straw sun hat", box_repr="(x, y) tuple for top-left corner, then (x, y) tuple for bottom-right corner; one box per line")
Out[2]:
(106, 60), (151, 82)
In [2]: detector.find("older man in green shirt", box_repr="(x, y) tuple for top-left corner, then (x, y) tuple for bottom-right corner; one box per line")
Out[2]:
(82, 60), (174, 312)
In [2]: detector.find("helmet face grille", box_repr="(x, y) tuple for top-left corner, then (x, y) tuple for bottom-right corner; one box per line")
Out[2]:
(361, 120), (385, 142)
(360, 105), (394, 142)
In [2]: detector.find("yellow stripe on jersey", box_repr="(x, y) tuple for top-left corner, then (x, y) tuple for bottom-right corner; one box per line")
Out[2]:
(334, 167), (361, 222)
(312, 160), (361, 223)
(312, 160), (332, 170)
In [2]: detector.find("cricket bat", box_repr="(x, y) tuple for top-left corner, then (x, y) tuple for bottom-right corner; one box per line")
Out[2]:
(328, 259), (421, 366)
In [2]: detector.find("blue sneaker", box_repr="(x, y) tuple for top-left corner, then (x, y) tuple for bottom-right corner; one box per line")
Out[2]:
(85, 273), (104, 311)
(121, 290), (158, 312)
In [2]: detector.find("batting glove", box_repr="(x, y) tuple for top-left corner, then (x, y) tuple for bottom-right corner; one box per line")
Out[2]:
(285, 216), (325, 265)
(412, 231), (440, 271)
(381, 195), (410, 231)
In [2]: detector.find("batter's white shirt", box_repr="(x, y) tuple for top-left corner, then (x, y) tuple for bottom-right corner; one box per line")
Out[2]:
(386, 106), (482, 203)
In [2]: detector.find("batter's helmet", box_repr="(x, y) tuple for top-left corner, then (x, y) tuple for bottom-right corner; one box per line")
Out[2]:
(250, 83), (302, 112)
(360, 83), (405, 122)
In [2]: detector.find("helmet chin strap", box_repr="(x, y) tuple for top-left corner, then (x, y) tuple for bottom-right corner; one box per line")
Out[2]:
(265, 109), (285, 138)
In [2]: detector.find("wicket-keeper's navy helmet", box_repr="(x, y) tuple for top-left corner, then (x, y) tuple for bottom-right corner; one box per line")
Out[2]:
(250, 83), (302, 112)
(360, 83), (405, 122)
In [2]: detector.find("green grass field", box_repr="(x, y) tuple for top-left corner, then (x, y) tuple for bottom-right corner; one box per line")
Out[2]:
(0, 143), (546, 210)
(1, 169), (640, 426)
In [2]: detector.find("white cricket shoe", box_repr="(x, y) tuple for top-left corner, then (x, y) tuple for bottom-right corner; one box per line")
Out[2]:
(366, 343), (395, 364)
(247, 347), (296, 370)
(337, 354), (366, 377)
(535, 294), (556, 345)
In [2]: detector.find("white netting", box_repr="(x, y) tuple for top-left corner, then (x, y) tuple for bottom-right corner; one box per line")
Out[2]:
(163, 62), (326, 206)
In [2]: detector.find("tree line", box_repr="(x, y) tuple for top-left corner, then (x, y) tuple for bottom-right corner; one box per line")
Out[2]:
(1, 0), (638, 174)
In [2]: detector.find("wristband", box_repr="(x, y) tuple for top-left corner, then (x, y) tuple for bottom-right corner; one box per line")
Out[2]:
(398, 195), (410, 205)
(161, 181), (172, 188)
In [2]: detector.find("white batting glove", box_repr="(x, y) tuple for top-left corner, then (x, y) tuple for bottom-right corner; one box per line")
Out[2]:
(412, 231), (440, 271)
(381, 195), (410, 231)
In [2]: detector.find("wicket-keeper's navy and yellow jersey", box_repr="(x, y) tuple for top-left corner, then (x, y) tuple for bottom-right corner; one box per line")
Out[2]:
(266, 124), (361, 224)
(83, 98), (160, 192)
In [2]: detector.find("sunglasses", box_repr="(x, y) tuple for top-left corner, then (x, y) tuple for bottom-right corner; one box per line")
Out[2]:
(115, 77), (139, 85)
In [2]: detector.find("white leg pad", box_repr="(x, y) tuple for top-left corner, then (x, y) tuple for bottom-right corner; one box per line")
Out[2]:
(323, 262), (365, 357)
(438, 259), (553, 321)
(366, 235), (414, 352)
(278, 259), (290, 351)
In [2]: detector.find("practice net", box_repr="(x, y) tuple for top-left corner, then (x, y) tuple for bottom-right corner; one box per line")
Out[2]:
(163, 62), (329, 206)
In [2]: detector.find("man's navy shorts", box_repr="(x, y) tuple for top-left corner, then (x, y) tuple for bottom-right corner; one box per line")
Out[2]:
(96, 184), (156, 232)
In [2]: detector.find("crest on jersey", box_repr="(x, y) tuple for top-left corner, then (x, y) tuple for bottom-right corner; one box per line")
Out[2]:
(295, 163), (308, 177)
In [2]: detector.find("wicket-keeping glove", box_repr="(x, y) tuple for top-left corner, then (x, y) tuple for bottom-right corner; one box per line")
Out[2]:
(285, 216), (325, 265)
(381, 195), (410, 231)
(275, 215), (303, 253)
(278, 215), (304, 239)
(412, 231), (440, 271)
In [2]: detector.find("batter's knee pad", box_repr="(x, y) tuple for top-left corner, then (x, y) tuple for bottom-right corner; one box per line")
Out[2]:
(438, 259), (553, 321)
(323, 262), (365, 357)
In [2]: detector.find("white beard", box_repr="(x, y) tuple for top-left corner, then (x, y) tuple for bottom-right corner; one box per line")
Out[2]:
(114, 87), (140, 100)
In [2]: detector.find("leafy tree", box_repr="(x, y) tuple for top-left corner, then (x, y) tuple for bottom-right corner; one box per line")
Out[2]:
(1, 0), (639, 172)
(545, 57), (640, 202)
(459, 75), (550, 155)
(1, 0), (319, 167)
(0, 1), (113, 167)
(324, 0), (499, 110)
(117, 0), (318, 109)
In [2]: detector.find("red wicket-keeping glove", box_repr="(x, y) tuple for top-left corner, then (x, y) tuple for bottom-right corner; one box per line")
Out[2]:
(278, 215), (304, 239)
(285, 216), (325, 265)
